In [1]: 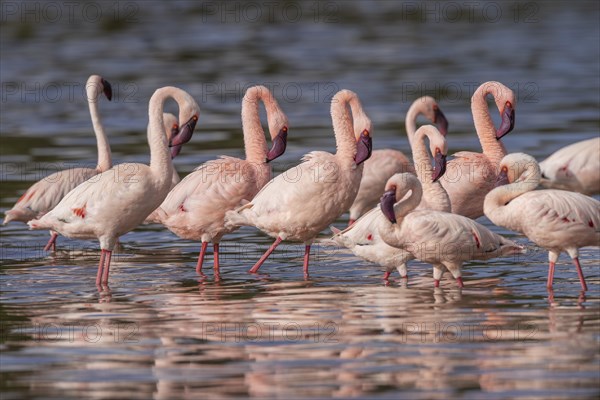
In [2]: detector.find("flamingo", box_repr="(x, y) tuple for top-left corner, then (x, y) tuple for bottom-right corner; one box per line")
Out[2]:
(150, 85), (289, 278)
(331, 125), (450, 280)
(538, 137), (600, 195)
(440, 81), (516, 219)
(484, 152), (600, 291)
(225, 89), (373, 277)
(28, 86), (200, 285)
(3, 75), (113, 251)
(378, 173), (523, 287)
(347, 96), (448, 225)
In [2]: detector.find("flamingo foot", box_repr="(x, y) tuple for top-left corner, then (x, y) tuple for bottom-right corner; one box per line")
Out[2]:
(249, 237), (282, 273)
(456, 277), (464, 288)
(383, 271), (391, 280)
(547, 261), (555, 289)
(44, 232), (58, 252)
(196, 242), (208, 273)
(573, 257), (588, 292)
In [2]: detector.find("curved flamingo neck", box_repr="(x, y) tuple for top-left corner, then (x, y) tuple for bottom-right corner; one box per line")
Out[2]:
(87, 77), (112, 172)
(471, 84), (508, 165)
(393, 177), (423, 219)
(412, 128), (451, 211)
(331, 90), (361, 166)
(241, 86), (272, 164)
(405, 99), (429, 146)
(148, 87), (178, 184)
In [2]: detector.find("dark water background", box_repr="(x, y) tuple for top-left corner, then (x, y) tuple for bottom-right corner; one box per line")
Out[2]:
(1, 1), (599, 399)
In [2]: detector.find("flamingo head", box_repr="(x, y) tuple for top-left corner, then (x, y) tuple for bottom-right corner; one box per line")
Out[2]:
(100, 78), (113, 101)
(266, 126), (288, 163)
(431, 104), (448, 137)
(496, 152), (540, 186)
(355, 129), (372, 165)
(170, 114), (198, 148)
(380, 188), (397, 224)
(496, 101), (515, 139)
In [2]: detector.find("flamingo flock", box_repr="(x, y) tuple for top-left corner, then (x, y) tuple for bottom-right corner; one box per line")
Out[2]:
(3, 76), (598, 292)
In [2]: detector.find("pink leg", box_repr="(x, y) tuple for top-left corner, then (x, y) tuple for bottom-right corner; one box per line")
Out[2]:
(213, 243), (220, 279)
(348, 219), (356, 227)
(96, 250), (106, 285)
(303, 245), (310, 277)
(44, 232), (58, 252)
(434, 279), (440, 288)
(547, 261), (555, 289)
(249, 237), (282, 273)
(196, 242), (208, 273)
(101, 250), (112, 284)
(573, 257), (588, 292)
(456, 277), (464, 288)
(383, 271), (391, 280)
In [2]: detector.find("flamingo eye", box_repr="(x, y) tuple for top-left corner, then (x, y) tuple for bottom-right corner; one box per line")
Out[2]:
(502, 166), (508, 172)
(362, 130), (369, 136)
(282, 126), (288, 132)
(367, 234), (373, 241)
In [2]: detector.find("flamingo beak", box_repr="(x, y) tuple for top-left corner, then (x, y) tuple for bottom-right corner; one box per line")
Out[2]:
(355, 130), (372, 165)
(169, 124), (181, 159)
(432, 153), (447, 182)
(496, 101), (515, 139)
(434, 107), (448, 137)
(495, 168), (510, 187)
(266, 126), (288, 163)
(101, 78), (113, 101)
(170, 115), (198, 147)
(380, 189), (397, 224)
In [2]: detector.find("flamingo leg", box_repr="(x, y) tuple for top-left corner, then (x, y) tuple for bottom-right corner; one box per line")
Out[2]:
(383, 271), (391, 280)
(44, 232), (58, 252)
(196, 242), (208, 273)
(249, 237), (282, 273)
(213, 243), (220, 279)
(456, 277), (464, 288)
(303, 245), (310, 277)
(96, 250), (107, 285)
(101, 250), (112, 284)
(573, 257), (588, 292)
(547, 261), (555, 289)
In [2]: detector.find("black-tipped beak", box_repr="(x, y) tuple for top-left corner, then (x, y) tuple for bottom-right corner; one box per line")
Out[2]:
(380, 189), (397, 224)
(355, 130), (372, 165)
(495, 168), (510, 187)
(266, 127), (288, 163)
(101, 78), (113, 101)
(434, 107), (448, 137)
(496, 101), (515, 139)
(170, 115), (198, 147)
(432, 153), (447, 182)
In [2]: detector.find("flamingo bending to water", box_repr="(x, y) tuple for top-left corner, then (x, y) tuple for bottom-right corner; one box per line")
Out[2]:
(28, 86), (200, 285)
(440, 81), (515, 219)
(225, 89), (373, 277)
(378, 173), (523, 287)
(151, 86), (289, 277)
(538, 137), (600, 195)
(332, 125), (450, 280)
(3, 75), (113, 251)
(347, 96), (448, 225)
(484, 152), (600, 291)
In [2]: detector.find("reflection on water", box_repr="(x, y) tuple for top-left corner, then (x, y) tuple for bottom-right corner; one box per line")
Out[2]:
(1, 1), (599, 399)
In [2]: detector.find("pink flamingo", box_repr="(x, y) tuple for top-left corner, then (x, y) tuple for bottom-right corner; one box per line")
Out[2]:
(440, 81), (515, 219)
(332, 125), (450, 280)
(379, 173), (523, 287)
(484, 152), (600, 291)
(347, 96), (448, 225)
(151, 85), (289, 278)
(539, 137), (600, 195)
(225, 89), (373, 277)
(3, 75), (113, 251)
(28, 86), (200, 286)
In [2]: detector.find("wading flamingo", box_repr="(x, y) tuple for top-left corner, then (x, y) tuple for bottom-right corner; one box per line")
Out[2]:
(332, 125), (450, 280)
(151, 85), (289, 278)
(225, 89), (373, 278)
(3, 75), (113, 251)
(379, 173), (523, 287)
(347, 96), (448, 225)
(28, 86), (200, 286)
(484, 152), (600, 291)
(538, 137), (600, 195)
(440, 81), (515, 219)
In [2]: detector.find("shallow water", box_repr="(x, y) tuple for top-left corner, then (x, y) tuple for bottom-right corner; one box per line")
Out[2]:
(1, 2), (599, 399)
